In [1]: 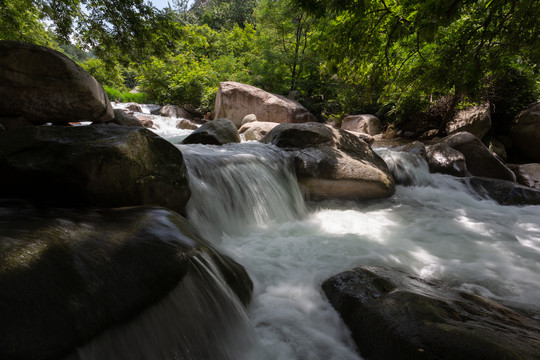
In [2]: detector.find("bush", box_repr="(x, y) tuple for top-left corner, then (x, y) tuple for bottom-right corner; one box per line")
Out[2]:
(104, 86), (149, 103)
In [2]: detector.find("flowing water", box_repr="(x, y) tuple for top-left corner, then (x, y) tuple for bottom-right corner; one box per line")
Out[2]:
(114, 104), (540, 359)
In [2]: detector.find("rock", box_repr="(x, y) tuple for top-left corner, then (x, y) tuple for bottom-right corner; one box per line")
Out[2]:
(0, 41), (113, 124)
(214, 81), (317, 128)
(135, 115), (155, 129)
(0, 205), (253, 360)
(111, 108), (143, 127)
(0, 126), (191, 214)
(425, 142), (468, 177)
(0, 116), (34, 130)
(514, 163), (540, 190)
(261, 123), (395, 200)
(419, 129), (439, 140)
(512, 102), (540, 162)
(345, 130), (375, 147)
(238, 121), (279, 141)
(341, 114), (382, 135)
(182, 118), (240, 145)
(323, 266), (540, 360)
(176, 119), (198, 130)
(446, 103), (491, 139)
(125, 103), (143, 113)
(158, 105), (192, 119)
(441, 132), (516, 182)
(400, 141), (426, 157)
(464, 176), (540, 205)
(241, 114), (257, 126)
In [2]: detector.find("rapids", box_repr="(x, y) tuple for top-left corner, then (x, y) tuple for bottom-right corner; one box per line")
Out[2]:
(115, 104), (540, 359)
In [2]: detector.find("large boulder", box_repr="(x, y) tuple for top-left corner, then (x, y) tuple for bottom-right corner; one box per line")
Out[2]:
(214, 81), (317, 128)
(341, 114), (382, 136)
(158, 105), (193, 119)
(425, 142), (468, 177)
(238, 121), (279, 141)
(261, 123), (395, 200)
(441, 132), (516, 182)
(512, 102), (540, 161)
(0, 41), (113, 126)
(0, 205), (253, 360)
(446, 103), (491, 139)
(323, 266), (540, 360)
(182, 118), (240, 145)
(514, 163), (540, 190)
(0, 126), (191, 215)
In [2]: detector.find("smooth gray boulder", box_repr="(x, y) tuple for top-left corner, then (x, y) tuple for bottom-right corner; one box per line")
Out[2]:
(0, 205), (253, 360)
(323, 266), (540, 360)
(261, 123), (395, 200)
(0, 41), (113, 126)
(182, 118), (240, 145)
(0, 126), (191, 215)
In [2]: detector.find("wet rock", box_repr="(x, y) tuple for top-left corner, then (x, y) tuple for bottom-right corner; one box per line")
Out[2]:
(238, 121), (279, 141)
(176, 119), (198, 130)
(341, 114), (382, 136)
(214, 81), (317, 128)
(0, 206), (253, 360)
(446, 103), (491, 139)
(425, 142), (467, 177)
(514, 163), (540, 190)
(261, 122), (395, 200)
(0, 126), (191, 214)
(464, 176), (540, 205)
(135, 115), (155, 129)
(182, 118), (240, 145)
(125, 103), (143, 113)
(483, 136), (507, 160)
(0, 41), (113, 125)
(110, 108), (143, 127)
(323, 266), (540, 360)
(512, 102), (540, 162)
(441, 131), (516, 181)
(400, 141), (426, 157)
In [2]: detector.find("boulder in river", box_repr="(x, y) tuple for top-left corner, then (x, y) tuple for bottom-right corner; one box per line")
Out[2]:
(463, 176), (540, 206)
(182, 118), (240, 145)
(0, 125), (191, 215)
(425, 142), (468, 177)
(261, 122), (395, 200)
(214, 81), (317, 128)
(441, 131), (516, 182)
(238, 121), (279, 141)
(110, 108), (143, 127)
(446, 103), (491, 139)
(514, 163), (540, 190)
(323, 266), (540, 360)
(0, 205), (253, 360)
(0, 41), (113, 126)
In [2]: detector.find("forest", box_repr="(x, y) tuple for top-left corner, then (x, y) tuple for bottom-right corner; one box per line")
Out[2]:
(1, 0), (539, 134)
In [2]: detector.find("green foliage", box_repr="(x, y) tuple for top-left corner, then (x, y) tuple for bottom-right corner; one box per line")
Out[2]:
(194, 0), (257, 29)
(0, 0), (57, 46)
(80, 57), (127, 90)
(103, 85), (148, 103)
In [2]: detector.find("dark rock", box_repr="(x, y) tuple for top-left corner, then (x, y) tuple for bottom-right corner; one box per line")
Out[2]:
(425, 142), (467, 177)
(463, 176), (540, 206)
(511, 102), (540, 162)
(441, 132), (516, 181)
(400, 141), (426, 158)
(323, 266), (540, 360)
(0, 205), (253, 360)
(182, 118), (240, 145)
(0, 126), (191, 215)
(261, 122), (395, 200)
(0, 41), (113, 124)
(514, 163), (540, 190)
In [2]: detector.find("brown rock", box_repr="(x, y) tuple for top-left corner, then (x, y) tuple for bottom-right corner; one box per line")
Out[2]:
(176, 119), (198, 130)
(514, 163), (540, 190)
(182, 118), (240, 145)
(214, 81), (317, 128)
(111, 108), (143, 127)
(446, 103), (491, 139)
(0, 41), (113, 124)
(341, 114), (382, 135)
(238, 121), (279, 141)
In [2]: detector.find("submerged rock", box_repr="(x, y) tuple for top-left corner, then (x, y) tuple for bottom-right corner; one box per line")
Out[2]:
(214, 81), (317, 128)
(0, 205), (253, 360)
(323, 266), (540, 360)
(441, 131), (516, 182)
(261, 122), (395, 200)
(0, 41), (113, 126)
(0, 126), (191, 214)
(182, 118), (240, 145)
